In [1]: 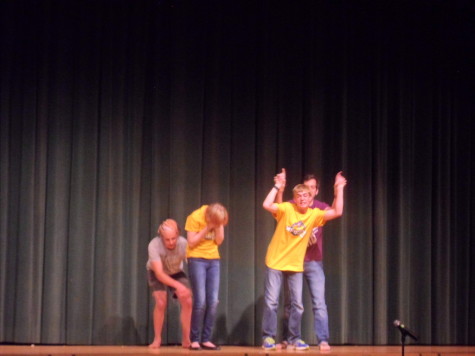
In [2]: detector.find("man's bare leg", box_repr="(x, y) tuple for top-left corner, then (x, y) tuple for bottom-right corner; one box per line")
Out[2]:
(178, 292), (192, 348)
(149, 291), (167, 348)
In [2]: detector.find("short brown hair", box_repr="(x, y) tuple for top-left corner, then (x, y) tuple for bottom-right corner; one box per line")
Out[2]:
(302, 174), (320, 189)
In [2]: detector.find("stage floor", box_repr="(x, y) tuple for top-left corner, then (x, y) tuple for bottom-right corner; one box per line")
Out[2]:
(0, 345), (474, 356)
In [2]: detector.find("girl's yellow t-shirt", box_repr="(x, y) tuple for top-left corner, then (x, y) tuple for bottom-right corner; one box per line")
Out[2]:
(265, 202), (326, 272)
(185, 205), (221, 259)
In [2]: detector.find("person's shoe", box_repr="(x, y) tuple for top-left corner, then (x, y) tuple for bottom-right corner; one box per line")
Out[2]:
(280, 340), (289, 349)
(293, 339), (310, 351)
(189, 342), (201, 351)
(319, 341), (331, 351)
(200, 342), (221, 350)
(262, 337), (277, 351)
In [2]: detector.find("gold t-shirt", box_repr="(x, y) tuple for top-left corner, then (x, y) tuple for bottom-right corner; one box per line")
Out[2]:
(185, 205), (220, 259)
(265, 202), (326, 272)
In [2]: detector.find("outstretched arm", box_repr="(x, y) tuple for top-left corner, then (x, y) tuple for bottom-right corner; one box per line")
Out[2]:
(323, 171), (347, 221)
(263, 169), (286, 214)
(274, 168), (286, 203)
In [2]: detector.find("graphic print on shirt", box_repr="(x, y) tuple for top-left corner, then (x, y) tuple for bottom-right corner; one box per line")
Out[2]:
(161, 253), (183, 274)
(286, 220), (307, 238)
(205, 230), (215, 240)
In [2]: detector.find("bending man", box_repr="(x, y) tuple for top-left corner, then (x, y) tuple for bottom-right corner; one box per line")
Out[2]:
(147, 219), (192, 348)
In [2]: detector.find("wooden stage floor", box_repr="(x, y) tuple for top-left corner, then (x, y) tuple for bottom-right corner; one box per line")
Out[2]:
(0, 345), (474, 356)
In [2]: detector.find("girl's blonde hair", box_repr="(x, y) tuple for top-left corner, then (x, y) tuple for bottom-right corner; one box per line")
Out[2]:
(205, 203), (229, 226)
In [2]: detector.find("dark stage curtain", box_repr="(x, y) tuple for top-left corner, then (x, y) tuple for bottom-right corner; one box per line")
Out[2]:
(1, 0), (474, 346)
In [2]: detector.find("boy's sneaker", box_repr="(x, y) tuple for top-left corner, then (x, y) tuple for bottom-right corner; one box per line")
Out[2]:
(262, 337), (276, 351)
(319, 341), (331, 351)
(293, 339), (310, 351)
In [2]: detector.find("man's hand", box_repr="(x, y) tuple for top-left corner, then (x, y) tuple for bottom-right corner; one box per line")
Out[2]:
(308, 228), (318, 246)
(274, 168), (287, 190)
(175, 283), (192, 299)
(334, 171), (347, 187)
(323, 171), (347, 221)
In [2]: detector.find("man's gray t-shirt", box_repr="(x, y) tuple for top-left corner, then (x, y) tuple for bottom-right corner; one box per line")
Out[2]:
(147, 236), (187, 275)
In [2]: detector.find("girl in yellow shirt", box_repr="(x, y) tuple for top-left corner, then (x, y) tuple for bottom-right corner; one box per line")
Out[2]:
(185, 203), (228, 351)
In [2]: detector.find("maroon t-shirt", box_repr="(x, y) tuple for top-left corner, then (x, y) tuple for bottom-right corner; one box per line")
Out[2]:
(290, 199), (330, 262)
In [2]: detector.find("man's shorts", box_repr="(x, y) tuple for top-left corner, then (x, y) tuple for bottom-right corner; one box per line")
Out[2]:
(147, 270), (191, 298)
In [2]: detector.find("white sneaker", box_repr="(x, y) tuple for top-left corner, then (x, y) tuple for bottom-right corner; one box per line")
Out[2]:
(319, 341), (331, 351)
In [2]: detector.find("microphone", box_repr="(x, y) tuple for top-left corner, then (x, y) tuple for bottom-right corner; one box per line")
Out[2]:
(393, 320), (418, 341)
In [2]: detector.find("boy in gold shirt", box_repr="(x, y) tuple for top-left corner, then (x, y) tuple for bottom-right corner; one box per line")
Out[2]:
(261, 170), (346, 351)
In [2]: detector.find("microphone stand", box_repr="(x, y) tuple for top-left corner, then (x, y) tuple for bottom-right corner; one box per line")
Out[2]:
(394, 320), (417, 356)
(400, 331), (407, 356)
